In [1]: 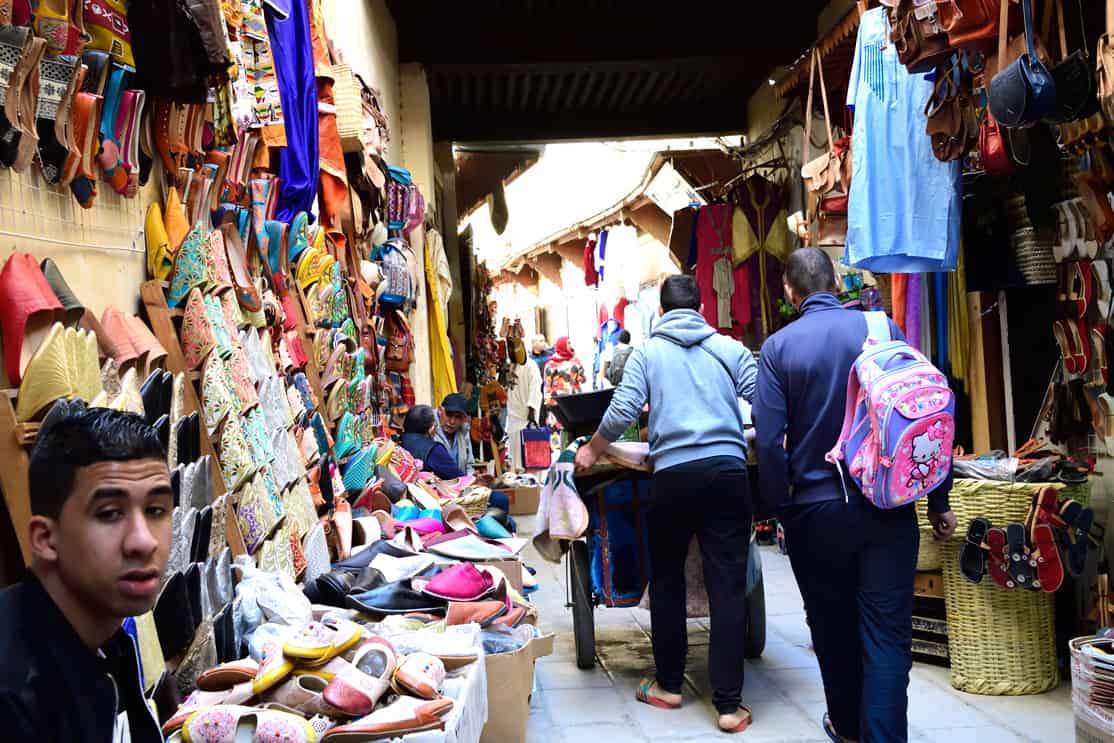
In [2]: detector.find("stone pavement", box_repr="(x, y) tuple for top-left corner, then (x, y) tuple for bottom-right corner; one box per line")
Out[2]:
(518, 516), (1074, 743)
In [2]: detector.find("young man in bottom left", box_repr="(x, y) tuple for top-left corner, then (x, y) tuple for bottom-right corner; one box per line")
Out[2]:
(0, 406), (173, 742)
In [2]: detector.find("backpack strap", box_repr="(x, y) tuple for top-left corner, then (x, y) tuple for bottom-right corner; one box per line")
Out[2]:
(864, 310), (891, 344)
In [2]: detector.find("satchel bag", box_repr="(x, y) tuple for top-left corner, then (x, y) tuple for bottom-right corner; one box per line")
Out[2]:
(384, 310), (414, 373)
(889, 0), (953, 74)
(979, 107), (1014, 174)
(1046, 0), (1098, 123)
(521, 425), (552, 470)
(938, 0), (1001, 51)
(800, 48), (841, 196)
(925, 59), (979, 161)
(989, 0), (1057, 127)
(815, 195), (849, 248)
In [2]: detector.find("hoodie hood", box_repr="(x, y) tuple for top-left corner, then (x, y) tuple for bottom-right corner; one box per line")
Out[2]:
(652, 309), (716, 348)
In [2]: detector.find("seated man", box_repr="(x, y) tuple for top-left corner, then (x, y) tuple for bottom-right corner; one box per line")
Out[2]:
(435, 393), (474, 475)
(401, 404), (466, 480)
(0, 406), (173, 743)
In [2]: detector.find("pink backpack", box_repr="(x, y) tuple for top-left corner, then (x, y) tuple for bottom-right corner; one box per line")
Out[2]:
(826, 312), (954, 509)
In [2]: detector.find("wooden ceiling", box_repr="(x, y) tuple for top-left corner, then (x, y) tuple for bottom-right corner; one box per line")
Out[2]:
(385, 0), (833, 142)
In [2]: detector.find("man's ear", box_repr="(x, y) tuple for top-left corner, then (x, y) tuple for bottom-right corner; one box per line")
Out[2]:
(28, 515), (60, 564)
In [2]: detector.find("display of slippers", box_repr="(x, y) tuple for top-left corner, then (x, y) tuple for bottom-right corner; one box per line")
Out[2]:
(0, 252), (64, 386)
(320, 694), (453, 741)
(321, 638), (399, 718)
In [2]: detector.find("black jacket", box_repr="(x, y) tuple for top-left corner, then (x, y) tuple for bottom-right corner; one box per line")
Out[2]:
(753, 293), (951, 513)
(0, 573), (163, 743)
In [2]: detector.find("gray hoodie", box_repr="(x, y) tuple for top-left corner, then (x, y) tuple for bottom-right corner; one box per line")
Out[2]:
(598, 309), (757, 472)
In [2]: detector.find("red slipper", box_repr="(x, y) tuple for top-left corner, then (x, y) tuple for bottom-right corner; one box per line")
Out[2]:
(1030, 523), (1065, 592)
(635, 679), (681, 710)
(719, 705), (753, 734)
(986, 527), (1015, 589)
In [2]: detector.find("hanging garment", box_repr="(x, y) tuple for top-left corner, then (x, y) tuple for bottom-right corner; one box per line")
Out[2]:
(905, 274), (923, 353)
(604, 224), (639, 300)
(734, 177), (790, 338)
(694, 204), (748, 338)
(310, 0), (346, 239)
(613, 297), (630, 328)
(427, 229), (453, 322)
(712, 258), (734, 329)
(845, 7), (961, 273)
(265, 0), (319, 222)
(425, 232), (457, 404)
(595, 229), (608, 284)
(584, 235), (598, 287)
(506, 360), (543, 471)
(892, 273), (909, 336)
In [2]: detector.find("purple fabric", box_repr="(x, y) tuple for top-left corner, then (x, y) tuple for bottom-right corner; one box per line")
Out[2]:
(265, 0), (319, 222)
(905, 274), (922, 353)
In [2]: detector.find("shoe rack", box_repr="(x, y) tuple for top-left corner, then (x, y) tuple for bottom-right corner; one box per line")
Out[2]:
(141, 279), (246, 556)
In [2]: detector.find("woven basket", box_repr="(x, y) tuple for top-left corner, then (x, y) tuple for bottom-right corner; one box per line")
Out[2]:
(331, 64), (365, 154)
(934, 479), (1059, 695)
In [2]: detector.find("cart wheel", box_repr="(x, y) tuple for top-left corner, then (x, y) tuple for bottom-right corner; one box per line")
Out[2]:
(743, 575), (766, 659)
(569, 539), (596, 669)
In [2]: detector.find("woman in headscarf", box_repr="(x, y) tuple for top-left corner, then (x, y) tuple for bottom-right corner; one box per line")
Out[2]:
(543, 336), (587, 428)
(399, 405), (465, 480)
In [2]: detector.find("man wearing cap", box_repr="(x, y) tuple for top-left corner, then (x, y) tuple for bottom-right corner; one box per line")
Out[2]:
(435, 393), (475, 476)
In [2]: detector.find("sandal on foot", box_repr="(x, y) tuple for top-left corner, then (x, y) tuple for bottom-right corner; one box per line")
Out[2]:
(635, 678), (681, 710)
(719, 705), (753, 734)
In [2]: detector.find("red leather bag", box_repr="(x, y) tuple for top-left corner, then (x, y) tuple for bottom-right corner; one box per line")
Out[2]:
(979, 108), (1013, 175)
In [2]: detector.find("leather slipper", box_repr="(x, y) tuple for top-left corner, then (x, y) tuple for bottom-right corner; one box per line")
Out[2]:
(959, 517), (990, 583)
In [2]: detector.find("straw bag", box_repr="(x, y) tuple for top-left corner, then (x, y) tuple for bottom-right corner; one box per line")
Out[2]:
(800, 48), (842, 197)
(331, 64), (364, 153)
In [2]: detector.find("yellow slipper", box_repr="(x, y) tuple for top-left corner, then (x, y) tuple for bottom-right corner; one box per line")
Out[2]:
(15, 322), (69, 421)
(145, 202), (174, 281)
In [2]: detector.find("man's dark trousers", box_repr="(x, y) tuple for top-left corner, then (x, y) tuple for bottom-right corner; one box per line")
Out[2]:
(648, 455), (752, 714)
(779, 493), (919, 742)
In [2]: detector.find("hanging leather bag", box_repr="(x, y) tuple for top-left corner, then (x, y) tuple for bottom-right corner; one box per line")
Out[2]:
(938, 0), (1001, 51)
(889, 0), (953, 74)
(925, 58), (980, 161)
(1047, 0), (1098, 123)
(988, 0), (1057, 127)
(1098, 0), (1114, 124)
(800, 48), (841, 196)
(979, 107), (1014, 174)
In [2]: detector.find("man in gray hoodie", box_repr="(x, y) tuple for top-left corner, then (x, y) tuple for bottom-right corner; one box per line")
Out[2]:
(576, 274), (757, 734)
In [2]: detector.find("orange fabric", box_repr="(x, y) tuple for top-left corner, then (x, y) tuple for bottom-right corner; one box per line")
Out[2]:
(891, 273), (908, 337)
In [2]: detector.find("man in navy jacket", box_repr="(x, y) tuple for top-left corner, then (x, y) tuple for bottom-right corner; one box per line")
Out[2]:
(753, 248), (956, 743)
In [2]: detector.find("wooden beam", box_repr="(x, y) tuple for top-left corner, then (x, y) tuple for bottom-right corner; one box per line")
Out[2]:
(628, 203), (672, 247)
(553, 240), (585, 266)
(529, 252), (564, 286)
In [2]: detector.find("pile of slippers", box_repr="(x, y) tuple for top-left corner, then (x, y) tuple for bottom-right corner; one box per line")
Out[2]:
(960, 487), (1097, 592)
(161, 617), (455, 742)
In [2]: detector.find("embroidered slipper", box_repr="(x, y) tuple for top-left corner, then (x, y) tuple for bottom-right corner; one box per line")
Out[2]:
(320, 695), (453, 741)
(283, 617), (364, 664)
(322, 638), (399, 718)
(635, 678), (681, 710)
(719, 705), (753, 734)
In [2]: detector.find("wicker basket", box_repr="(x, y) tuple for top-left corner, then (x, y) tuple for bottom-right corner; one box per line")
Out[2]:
(331, 64), (365, 154)
(935, 479), (1059, 695)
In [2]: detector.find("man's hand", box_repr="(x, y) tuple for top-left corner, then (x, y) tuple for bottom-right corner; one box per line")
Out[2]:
(927, 510), (958, 542)
(575, 445), (600, 472)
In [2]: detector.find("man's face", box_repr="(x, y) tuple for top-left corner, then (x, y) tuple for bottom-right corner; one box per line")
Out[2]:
(531, 338), (547, 355)
(441, 409), (468, 434)
(38, 459), (173, 620)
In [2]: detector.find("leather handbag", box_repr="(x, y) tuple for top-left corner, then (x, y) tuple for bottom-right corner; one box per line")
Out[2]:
(937, 0), (1001, 51)
(815, 195), (849, 248)
(988, 0), (1057, 127)
(889, 0), (953, 74)
(800, 48), (841, 197)
(979, 107), (1014, 174)
(1047, 0), (1098, 123)
(925, 59), (980, 161)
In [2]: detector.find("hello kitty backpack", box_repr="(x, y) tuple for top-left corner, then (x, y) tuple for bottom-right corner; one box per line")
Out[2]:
(825, 312), (955, 509)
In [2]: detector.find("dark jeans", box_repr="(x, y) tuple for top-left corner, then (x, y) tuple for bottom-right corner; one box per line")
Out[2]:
(648, 456), (752, 714)
(779, 494), (919, 743)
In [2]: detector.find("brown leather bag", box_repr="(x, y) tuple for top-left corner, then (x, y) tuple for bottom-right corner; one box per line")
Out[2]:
(924, 61), (979, 162)
(937, 0), (1001, 51)
(384, 310), (414, 373)
(889, 0), (953, 74)
(815, 195), (848, 248)
(800, 48), (841, 196)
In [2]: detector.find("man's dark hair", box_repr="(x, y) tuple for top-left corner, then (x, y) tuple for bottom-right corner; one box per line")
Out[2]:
(29, 407), (166, 518)
(618, 330), (631, 344)
(660, 274), (701, 313)
(403, 405), (437, 435)
(784, 247), (838, 299)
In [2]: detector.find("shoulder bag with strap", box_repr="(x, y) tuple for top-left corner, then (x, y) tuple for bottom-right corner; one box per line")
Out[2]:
(800, 48), (841, 197)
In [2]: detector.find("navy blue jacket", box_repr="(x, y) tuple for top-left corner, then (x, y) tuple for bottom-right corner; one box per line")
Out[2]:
(399, 432), (465, 480)
(753, 293), (951, 513)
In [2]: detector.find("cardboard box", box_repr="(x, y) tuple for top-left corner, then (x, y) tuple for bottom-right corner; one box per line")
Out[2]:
(478, 557), (524, 594)
(508, 486), (541, 516)
(480, 633), (555, 743)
